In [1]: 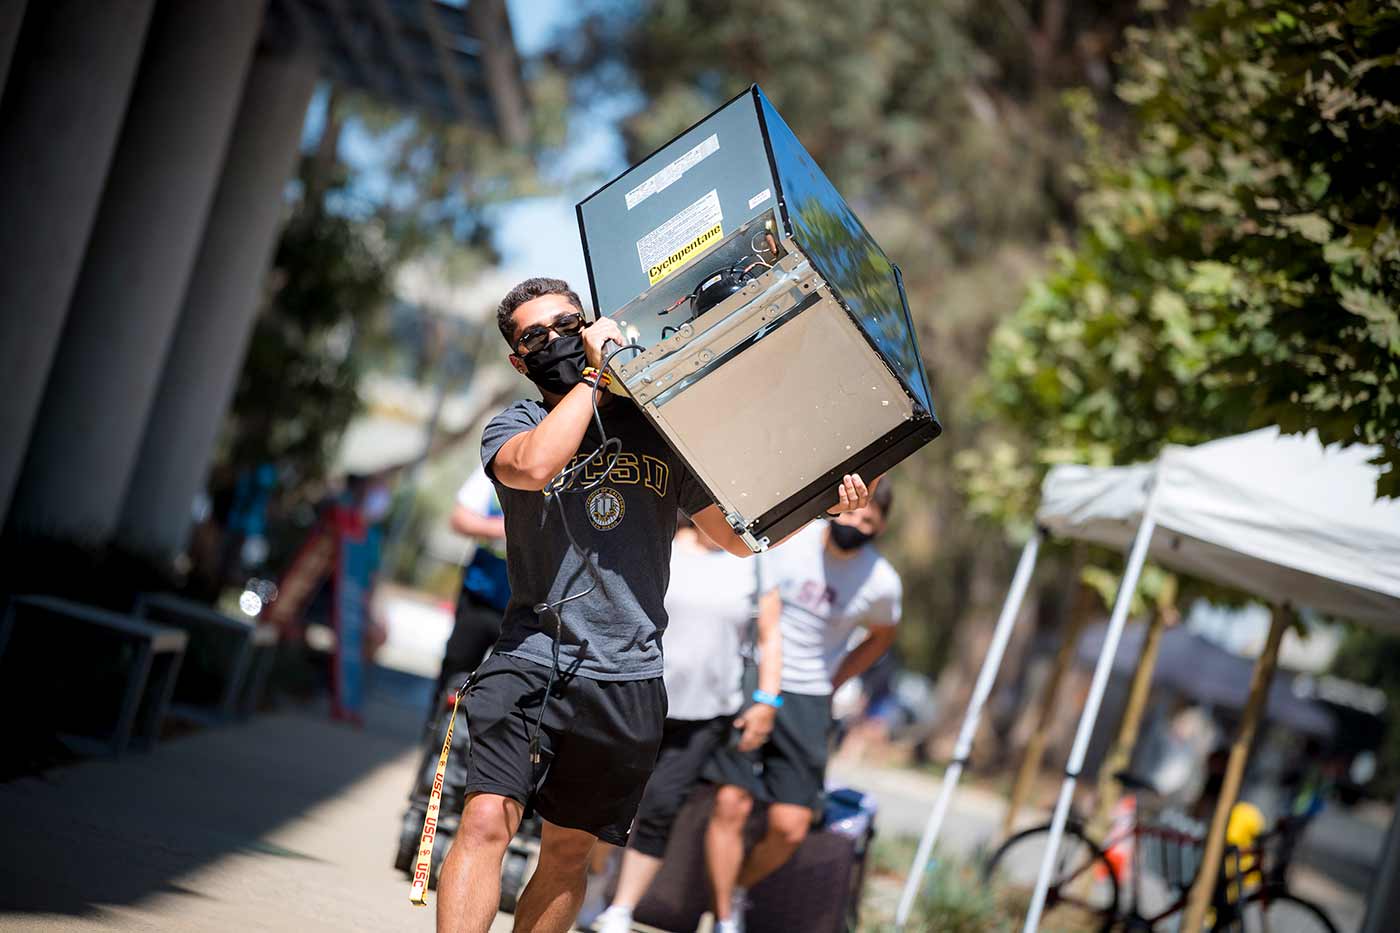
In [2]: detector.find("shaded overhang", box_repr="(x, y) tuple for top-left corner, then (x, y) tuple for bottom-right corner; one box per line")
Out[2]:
(261, 0), (527, 136)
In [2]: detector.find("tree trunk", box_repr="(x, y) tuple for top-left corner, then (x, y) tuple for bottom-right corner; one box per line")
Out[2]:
(1180, 604), (1289, 932)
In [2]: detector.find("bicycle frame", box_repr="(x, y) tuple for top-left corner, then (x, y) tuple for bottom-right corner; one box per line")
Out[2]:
(1019, 809), (1330, 932)
(1118, 814), (1293, 928)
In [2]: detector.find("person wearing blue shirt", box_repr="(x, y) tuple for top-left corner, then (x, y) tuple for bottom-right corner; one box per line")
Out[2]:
(395, 465), (514, 876)
(434, 464), (511, 714)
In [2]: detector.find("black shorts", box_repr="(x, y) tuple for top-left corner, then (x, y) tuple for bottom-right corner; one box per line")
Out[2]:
(704, 691), (832, 810)
(461, 652), (666, 846)
(629, 716), (732, 857)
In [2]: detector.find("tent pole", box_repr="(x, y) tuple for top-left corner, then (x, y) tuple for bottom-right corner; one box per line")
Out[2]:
(1180, 604), (1290, 932)
(893, 530), (1044, 932)
(1002, 542), (1087, 836)
(1086, 605), (1169, 838)
(1361, 789), (1400, 933)
(1022, 506), (1157, 932)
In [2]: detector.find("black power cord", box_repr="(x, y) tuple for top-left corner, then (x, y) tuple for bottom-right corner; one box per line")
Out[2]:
(524, 340), (644, 771)
(448, 341), (645, 799)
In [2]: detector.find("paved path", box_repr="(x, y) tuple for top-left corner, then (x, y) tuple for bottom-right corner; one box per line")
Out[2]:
(0, 672), (514, 932)
(0, 677), (1380, 933)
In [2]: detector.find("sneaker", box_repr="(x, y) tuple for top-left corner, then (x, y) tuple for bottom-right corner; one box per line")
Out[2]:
(593, 905), (633, 933)
(717, 888), (748, 933)
(577, 873), (611, 930)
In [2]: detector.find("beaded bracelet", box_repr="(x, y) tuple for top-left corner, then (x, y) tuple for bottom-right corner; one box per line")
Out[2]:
(581, 366), (612, 389)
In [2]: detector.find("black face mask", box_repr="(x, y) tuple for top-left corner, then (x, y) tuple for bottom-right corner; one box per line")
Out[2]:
(522, 334), (587, 395)
(829, 522), (874, 552)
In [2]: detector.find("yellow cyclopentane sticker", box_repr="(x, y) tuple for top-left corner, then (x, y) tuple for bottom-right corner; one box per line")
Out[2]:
(637, 188), (724, 287)
(646, 222), (723, 285)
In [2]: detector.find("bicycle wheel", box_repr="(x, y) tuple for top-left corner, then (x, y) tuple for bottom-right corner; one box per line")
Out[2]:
(1229, 889), (1338, 933)
(983, 824), (1120, 932)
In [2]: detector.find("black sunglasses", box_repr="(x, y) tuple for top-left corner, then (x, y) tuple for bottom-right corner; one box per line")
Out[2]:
(515, 311), (586, 356)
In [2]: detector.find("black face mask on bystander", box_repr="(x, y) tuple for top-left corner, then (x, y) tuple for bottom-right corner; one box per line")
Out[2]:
(523, 334), (587, 395)
(829, 522), (874, 552)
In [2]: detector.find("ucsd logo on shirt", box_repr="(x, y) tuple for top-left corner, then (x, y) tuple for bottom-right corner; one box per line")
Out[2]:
(559, 449), (673, 531)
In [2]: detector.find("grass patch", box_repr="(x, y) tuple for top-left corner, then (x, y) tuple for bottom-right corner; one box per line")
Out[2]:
(859, 836), (1094, 933)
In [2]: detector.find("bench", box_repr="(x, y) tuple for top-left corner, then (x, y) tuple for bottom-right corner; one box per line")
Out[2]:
(133, 593), (278, 724)
(0, 595), (187, 756)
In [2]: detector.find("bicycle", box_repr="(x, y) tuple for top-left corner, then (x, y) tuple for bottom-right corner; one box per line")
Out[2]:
(982, 773), (1338, 932)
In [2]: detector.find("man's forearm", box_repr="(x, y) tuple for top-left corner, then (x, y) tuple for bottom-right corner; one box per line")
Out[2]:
(755, 591), (782, 696)
(451, 507), (506, 540)
(831, 629), (896, 691)
(492, 384), (599, 490)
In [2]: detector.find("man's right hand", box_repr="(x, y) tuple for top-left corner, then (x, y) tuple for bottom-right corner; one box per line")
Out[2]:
(734, 703), (777, 752)
(581, 317), (625, 371)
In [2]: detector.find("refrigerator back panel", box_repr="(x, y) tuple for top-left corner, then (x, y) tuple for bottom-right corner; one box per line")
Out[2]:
(576, 87), (941, 550)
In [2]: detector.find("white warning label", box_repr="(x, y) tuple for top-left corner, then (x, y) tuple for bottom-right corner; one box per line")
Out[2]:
(638, 189), (724, 286)
(625, 134), (720, 210)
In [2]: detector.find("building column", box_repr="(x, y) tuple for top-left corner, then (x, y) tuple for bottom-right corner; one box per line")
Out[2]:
(0, 0), (27, 93)
(0, 0), (156, 529)
(117, 50), (319, 558)
(7, 0), (267, 543)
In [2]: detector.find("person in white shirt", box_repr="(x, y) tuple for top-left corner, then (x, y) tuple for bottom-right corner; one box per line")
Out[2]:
(594, 516), (782, 933)
(703, 481), (901, 933)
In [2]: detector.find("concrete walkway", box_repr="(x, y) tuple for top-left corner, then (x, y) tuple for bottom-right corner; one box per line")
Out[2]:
(0, 671), (512, 932)
(0, 674), (1377, 932)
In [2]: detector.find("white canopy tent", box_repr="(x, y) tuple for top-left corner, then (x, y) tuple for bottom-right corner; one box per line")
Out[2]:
(894, 428), (1400, 931)
(1038, 429), (1400, 628)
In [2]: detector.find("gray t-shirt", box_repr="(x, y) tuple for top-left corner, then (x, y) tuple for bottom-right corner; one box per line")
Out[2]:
(481, 398), (714, 681)
(762, 522), (903, 696)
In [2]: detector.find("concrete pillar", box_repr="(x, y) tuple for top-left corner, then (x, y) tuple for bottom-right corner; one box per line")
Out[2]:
(117, 50), (318, 557)
(7, 0), (266, 543)
(0, 0), (155, 529)
(0, 0), (27, 93)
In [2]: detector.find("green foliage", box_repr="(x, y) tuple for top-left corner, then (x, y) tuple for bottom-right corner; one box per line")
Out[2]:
(331, 66), (570, 261)
(968, 0), (1400, 523)
(216, 60), (567, 523)
(1330, 626), (1400, 797)
(909, 858), (1007, 933)
(221, 204), (392, 487)
(859, 844), (1082, 933)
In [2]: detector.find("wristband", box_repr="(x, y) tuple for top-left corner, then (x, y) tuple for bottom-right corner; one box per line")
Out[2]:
(581, 366), (612, 389)
(752, 689), (783, 709)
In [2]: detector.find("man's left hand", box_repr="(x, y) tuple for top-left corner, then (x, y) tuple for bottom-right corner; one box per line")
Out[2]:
(826, 473), (871, 515)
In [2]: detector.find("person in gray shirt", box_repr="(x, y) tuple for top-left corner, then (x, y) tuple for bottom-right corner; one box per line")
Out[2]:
(435, 277), (871, 933)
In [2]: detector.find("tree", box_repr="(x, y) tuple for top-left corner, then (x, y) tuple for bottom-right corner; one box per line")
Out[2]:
(206, 57), (571, 585)
(221, 198), (392, 491)
(967, 0), (1400, 524)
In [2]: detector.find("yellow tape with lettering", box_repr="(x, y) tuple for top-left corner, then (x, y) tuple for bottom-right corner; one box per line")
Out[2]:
(646, 222), (723, 286)
(409, 692), (462, 906)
